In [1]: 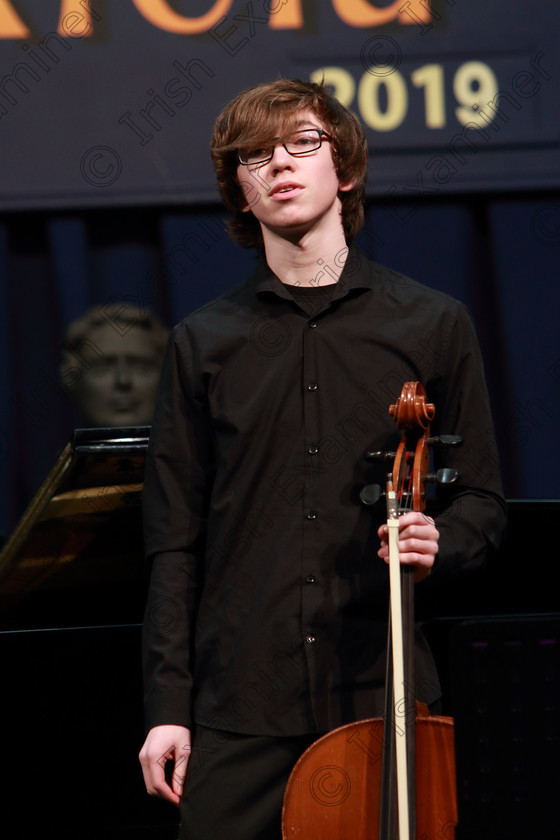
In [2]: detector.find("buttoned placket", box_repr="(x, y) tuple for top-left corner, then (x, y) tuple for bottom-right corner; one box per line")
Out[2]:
(300, 309), (326, 688)
(263, 273), (366, 727)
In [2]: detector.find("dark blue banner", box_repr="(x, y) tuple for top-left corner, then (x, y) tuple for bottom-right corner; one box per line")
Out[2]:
(0, 0), (559, 209)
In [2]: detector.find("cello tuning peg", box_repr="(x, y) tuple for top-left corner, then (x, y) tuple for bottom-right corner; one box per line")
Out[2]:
(425, 434), (462, 447)
(437, 467), (460, 485)
(359, 484), (382, 506)
(364, 450), (397, 462)
(423, 468), (460, 486)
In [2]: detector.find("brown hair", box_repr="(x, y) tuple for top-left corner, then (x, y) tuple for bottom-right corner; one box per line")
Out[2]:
(210, 78), (368, 250)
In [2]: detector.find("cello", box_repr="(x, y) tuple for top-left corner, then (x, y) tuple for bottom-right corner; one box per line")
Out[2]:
(282, 382), (460, 840)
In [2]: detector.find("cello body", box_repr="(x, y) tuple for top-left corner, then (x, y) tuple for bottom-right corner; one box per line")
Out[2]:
(282, 708), (457, 839)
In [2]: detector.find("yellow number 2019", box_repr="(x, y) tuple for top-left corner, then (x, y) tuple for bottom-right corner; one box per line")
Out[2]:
(311, 61), (499, 132)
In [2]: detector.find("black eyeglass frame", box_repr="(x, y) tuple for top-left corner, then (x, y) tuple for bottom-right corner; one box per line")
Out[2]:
(237, 128), (332, 167)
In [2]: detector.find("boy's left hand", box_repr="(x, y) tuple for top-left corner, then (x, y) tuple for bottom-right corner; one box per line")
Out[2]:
(377, 511), (439, 582)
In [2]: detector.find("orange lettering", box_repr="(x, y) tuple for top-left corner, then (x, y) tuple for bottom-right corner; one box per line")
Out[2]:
(131, 0), (233, 34)
(0, 0), (30, 38)
(57, 0), (101, 37)
(0, 0), (435, 41)
(268, 0), (303, 29)
(332, 0), (430, 27)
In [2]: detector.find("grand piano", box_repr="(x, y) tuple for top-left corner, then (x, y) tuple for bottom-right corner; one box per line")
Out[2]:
(0, 428), (558, 839)
(0, 428), (178, 840)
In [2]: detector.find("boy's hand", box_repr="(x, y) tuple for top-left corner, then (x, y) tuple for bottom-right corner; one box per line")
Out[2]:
(139, 724), (192, 806)
(377, 511), (439, 582)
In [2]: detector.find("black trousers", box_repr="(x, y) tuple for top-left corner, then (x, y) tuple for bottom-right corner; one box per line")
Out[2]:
(178, 725), (318, 840)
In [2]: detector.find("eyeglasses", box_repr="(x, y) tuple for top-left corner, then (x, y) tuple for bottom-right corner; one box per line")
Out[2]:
(237, 128), (331, 167)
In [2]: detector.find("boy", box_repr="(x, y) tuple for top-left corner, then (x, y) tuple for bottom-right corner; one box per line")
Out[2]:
(139, 78), (506, 839)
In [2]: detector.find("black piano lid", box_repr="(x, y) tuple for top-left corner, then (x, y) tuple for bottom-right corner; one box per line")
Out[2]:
(73, 425), (150, 453)
(0, 426), (151, 630)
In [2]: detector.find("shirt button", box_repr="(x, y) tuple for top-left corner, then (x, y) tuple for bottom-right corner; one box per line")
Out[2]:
(307, 446), (318, 455)
(305, 634), (316, 645)
(305, 574), (316, 584)
(306, 510), (318, 520)
(306, 382), (318, 391)
(308, 320), (318, 328)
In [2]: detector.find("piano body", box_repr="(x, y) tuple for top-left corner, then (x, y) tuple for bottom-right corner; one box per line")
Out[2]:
(0, 428), (178, 840)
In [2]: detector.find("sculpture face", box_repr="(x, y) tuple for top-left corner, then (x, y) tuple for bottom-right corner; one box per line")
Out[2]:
(69, 323), (163, 427)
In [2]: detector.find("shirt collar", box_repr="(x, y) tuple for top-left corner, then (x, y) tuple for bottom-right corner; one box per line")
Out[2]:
(254, 246), (373, 304)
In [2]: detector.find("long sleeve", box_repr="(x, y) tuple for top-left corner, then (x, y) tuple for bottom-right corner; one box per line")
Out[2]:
(428, 303), (507, 577)
(141, 325), (214, 731)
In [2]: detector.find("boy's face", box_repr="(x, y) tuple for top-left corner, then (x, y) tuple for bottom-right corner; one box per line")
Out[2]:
(235, 110), (353, 241)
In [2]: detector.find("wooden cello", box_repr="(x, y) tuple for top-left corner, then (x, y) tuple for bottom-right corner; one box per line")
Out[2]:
(282, 382), (460, 840)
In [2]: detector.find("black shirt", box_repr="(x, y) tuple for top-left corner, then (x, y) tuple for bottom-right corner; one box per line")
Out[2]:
(142, 248), (506, 736)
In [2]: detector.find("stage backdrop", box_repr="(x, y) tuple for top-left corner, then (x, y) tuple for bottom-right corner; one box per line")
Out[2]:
(0, 2), (559, 538)
(0, 0), (559, 209)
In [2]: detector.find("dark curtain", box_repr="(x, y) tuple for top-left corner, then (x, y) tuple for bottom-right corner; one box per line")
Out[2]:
(1, 192), (558, 539)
